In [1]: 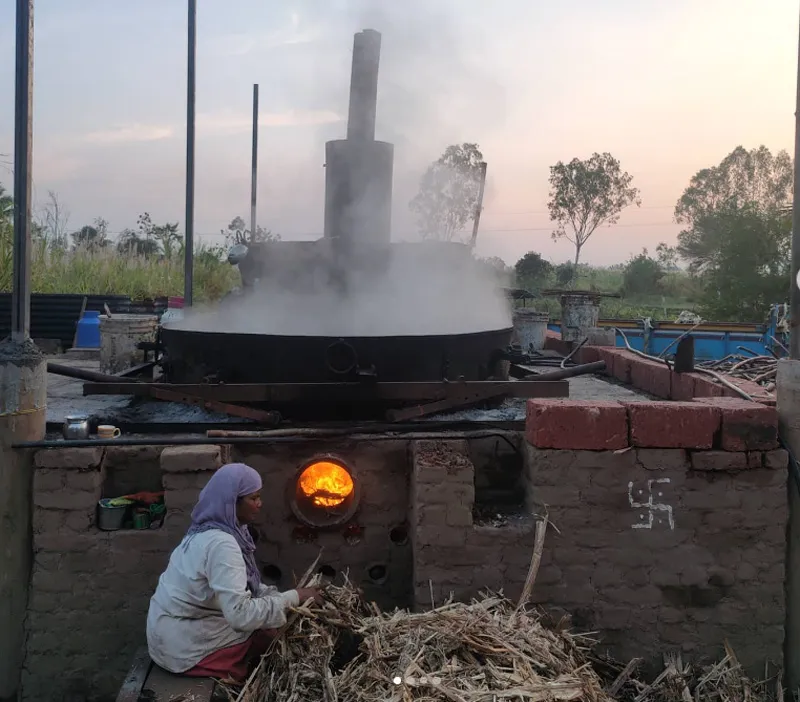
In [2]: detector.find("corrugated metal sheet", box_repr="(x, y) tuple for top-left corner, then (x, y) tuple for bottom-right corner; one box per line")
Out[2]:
(0, 294), (132, 348)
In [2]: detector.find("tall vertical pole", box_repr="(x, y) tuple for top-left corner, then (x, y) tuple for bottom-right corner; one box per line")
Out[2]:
(12, 0), (34, 341)
(250, 83), (259, 242)
(782, 10), (800, 694)
(792, 10), (800, 361)
(184, 0), (196, 307)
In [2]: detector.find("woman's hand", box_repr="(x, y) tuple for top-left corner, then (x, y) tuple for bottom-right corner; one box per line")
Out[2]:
(296, 587), (324, 605)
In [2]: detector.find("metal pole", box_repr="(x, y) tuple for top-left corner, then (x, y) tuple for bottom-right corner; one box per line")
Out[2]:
(250, 83), (259, 242)
(792, 9), (800, 359)
(184, 0), (196, 307)
(12, 0), (33, 341)
(783, 12), (800, 694)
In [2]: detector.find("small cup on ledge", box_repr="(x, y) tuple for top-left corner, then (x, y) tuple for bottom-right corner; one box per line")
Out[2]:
(97, 424), (121, 439)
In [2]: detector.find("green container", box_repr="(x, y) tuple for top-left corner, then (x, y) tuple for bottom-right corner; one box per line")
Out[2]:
(133, 511), (151, 530)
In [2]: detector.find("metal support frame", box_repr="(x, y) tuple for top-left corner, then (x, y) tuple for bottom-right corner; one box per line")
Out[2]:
(81, 380), (569, 403)
(250, 83), (259, 242)
(183, 0), (196, 307)
(12, 0), (34, 340)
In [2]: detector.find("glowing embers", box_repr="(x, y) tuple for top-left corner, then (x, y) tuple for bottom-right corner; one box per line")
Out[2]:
(291, 455), (360, 528)
(299, 460), (354, 507)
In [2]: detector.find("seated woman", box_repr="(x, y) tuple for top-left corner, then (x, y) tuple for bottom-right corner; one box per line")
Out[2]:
(147, 462), (322, 683)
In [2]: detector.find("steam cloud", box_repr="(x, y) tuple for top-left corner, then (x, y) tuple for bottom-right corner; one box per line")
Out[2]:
(175, 2), (510, 339)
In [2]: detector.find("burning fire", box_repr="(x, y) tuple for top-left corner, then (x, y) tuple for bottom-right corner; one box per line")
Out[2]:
(298, 461), (354, 508)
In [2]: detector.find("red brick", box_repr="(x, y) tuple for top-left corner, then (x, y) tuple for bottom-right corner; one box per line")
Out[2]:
(578, 346), (601, 364)
(630, 357), (671, 398)
(611, 350), (636, 384)
(526, 400), (628, 450)
(624, 402), (720, 449)
(595, 348), (616, 377)
(693, 375), (724, 397)
(693, 398), (778, 451)
(670, 372), (696, 401)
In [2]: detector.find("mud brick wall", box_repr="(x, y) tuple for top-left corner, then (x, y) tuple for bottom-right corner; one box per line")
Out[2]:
(233, 440), (413, 610)
(23, 444), (223, 702)
(411, 440), (539, 609)
(525, 398), (787, 674)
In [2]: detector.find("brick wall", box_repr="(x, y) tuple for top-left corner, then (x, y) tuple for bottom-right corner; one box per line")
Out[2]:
(23, 440), (413, 701)
(408, 399), (787, 676)
(23, 445), (222, 702)
(411, 440), (538, 608)
(233, 440), (413, 609)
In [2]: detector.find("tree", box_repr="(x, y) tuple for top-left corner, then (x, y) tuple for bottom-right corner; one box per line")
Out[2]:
(71, 218), (111, 251)
(514, 251), (552, 289)
(675, 146), (792, 321)
(39, 190), (70, 250)
(222, 216), (280, 246)
(655, 242), (679, 271)
(555, 262), (576, 287)
(622, 249), (664, 296)
(477, 256), (512, 285)
(409, 143), (485, 242)
(547, 152), (641, 271)
(675, 145), (791, 227)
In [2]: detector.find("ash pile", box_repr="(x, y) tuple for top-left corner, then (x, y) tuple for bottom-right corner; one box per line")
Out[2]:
(158, 30), (513, 400)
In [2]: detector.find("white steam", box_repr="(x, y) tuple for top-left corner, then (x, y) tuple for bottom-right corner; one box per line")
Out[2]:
(175, 241), (511, 337)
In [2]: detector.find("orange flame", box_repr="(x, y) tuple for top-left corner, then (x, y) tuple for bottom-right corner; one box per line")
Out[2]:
(298, 461), (354, 508)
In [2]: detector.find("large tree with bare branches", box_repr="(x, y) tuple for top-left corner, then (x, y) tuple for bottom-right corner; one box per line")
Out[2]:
(547, 152), (640, 271)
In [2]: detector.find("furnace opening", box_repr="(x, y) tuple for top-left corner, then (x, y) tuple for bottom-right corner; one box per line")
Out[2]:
(290, 456), (361, 528)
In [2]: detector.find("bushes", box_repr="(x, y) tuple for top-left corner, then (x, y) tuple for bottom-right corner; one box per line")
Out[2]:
(0, 233), (238, 302)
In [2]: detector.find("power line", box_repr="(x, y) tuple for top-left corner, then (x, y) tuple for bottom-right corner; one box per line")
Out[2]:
(483, 205), (676, 216)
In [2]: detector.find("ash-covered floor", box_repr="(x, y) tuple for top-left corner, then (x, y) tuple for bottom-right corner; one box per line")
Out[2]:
(45, 355), (654, 427)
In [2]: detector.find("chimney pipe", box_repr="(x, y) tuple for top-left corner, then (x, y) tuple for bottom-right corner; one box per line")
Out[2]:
(346, 29), (381, 141)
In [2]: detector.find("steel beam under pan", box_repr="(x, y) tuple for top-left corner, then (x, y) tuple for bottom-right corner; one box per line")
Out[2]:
(82, 380), (569, 403)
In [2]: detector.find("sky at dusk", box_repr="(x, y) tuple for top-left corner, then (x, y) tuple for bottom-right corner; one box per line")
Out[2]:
(0, 0), (796, 267)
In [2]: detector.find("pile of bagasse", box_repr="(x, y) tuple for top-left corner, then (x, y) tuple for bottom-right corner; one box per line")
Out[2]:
(230, 559), (780, 702)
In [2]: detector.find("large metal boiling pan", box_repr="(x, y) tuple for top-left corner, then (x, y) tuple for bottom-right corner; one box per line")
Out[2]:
(159, 325), (513, 385)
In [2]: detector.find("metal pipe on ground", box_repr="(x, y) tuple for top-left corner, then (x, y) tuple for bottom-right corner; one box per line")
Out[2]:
(46, 361), (138, 384)
(522, 360), (606, 381)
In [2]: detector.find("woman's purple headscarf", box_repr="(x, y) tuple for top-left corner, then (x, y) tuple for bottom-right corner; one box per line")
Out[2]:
(186, 463), (262, 594)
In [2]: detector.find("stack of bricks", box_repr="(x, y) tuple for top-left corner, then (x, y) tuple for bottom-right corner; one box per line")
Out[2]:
(410, 440), (538, 609)
(22, 444), (223, 702)
(525, 397), (786, 674)
(543, 331), (775, 405)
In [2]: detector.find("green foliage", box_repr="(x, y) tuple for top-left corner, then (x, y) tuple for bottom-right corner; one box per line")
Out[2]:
(71, 219), (111, 251)
(681, 204), (789, 321)
(555, 262), (576, 287)
(514, 252), (552, 290)
(410, 143), (485, 242)
(547, 152), (641, 270)
(622, 249), (664, 296)
(675, 145), (792, 321)
(476, 256), (512, 285)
